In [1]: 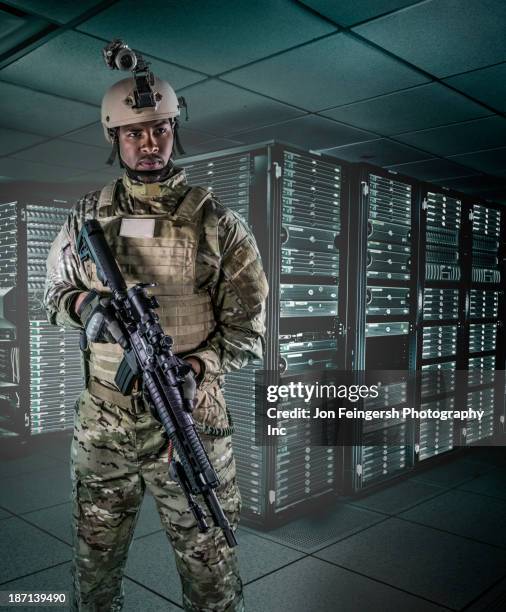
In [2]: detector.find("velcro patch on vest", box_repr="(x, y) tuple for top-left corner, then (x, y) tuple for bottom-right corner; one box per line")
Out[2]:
(119, 218), (155, 238)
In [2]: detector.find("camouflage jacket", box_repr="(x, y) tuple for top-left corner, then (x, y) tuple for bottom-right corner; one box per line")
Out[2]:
(44, 166), (268, 391)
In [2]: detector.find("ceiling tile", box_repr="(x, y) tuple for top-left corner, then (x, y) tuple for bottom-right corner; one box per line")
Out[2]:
(4, 1), (104, 24)
(178, 79), (304, 137)
(12, 139), (109, 171)
(232, 115), (376, 150)
(62, 123), (220, 156)
(321, 138), (431, 166)
(0, 156), (86, 181)
(395, 116), (506, 156)
(385, 158), (479, 182)
(353, 0), (506, 78)
(61, 122), (109, 149)
(78, 0), (336, 75)
(180, 138), (244, 158)
(444, 63), (506, 112)
(431, 174), (506, 192)
(178, 126), (222, 146)
(0, 31), (205, 106)
(0, 127), (47, 155)
(0, 82), (99, 136)
(0, 10), (26, 37)
(448, 147), (506, 176)
(0, 9), (50, 57)
(431, 174), (506, 203)
(299, 1), (421, 27)
(223, 32), (429, 111)
(473, 189), (506, 204)
(320, 83), (491, 135)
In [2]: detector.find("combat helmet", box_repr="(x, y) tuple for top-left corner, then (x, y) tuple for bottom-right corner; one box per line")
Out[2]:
(100, 39), (186, 164)
(101, 76), (180, 143)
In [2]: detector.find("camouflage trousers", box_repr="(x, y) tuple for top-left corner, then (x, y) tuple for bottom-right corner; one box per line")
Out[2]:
(71, 388), (244, 611)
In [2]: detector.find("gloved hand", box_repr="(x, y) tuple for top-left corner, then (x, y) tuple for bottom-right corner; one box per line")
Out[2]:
(76, 290), (126, 346)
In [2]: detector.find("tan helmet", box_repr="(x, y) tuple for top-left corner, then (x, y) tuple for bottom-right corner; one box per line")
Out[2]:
(101, 76), (180, 143)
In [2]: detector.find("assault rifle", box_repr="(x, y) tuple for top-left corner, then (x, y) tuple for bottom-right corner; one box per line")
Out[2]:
(76, 219), (237, 548)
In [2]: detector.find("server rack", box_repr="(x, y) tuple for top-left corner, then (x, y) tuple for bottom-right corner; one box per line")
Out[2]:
(181, 142), (349, 526)
(343, 167), (421, 493)
(182, 147), (269, 520)
(0, 201), (83, 442)
(26, 205), (82, 434)
(416, 187), (506, 459)
(3, 141), (504, 524)
(272, 146), (347, 521)
(463, 198), (505, 444)
(416, 188), (464, 461)
(0, 201), (24, 441)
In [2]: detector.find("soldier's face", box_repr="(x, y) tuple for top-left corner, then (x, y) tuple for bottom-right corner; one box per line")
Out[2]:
(118, 119), (174, 174)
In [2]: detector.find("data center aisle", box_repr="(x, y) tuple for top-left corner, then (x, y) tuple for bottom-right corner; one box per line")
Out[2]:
(0, 439), (505, 612)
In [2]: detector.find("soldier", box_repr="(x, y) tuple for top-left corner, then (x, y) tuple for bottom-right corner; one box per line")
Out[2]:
(44, 72), (268, 611)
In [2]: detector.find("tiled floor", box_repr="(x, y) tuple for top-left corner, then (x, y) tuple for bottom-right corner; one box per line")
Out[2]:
(1, 438), (505, 611)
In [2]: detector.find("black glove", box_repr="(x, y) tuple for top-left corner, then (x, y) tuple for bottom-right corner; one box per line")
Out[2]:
(77, 290), (127, 347)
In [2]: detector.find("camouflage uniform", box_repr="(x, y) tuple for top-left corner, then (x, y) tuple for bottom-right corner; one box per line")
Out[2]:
(44, 165), (268, 611)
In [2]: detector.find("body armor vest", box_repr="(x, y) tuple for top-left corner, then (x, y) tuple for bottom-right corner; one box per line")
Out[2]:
(86, 179), (216, 389)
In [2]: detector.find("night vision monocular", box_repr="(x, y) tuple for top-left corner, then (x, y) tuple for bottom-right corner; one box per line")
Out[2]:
(102, 38), (158, 110)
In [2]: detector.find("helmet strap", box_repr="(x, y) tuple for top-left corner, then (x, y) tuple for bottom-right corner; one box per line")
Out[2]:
(109, 120), (183, 181)
(172, 118), (186, 156)
(106, 129), (120, 166)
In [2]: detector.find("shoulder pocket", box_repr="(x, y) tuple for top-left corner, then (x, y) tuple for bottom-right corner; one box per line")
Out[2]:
(222, 236), (268, 313)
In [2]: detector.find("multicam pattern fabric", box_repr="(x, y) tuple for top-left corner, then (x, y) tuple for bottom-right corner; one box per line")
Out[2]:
(44, 165), (268, 370)
(44, 165), (266, 611)
(44, 165), (268, 428)
(72, 389), (243, 611)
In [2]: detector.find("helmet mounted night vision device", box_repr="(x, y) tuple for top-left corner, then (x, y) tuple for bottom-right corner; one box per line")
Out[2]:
(103, 39), (158, 110)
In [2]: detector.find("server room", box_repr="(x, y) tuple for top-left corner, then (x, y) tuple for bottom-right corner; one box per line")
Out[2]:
(0, 1), (506, 611)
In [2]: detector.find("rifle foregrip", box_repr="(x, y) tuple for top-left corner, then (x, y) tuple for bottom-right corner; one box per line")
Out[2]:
(182, 425), (218, 485)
